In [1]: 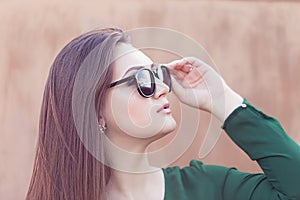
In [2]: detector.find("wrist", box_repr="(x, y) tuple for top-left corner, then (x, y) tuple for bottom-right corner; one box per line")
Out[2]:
(224, 88), (244, 120)
(211, 86), (243, 122)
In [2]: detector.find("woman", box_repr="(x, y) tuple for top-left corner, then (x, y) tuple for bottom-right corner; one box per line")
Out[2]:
(26, 28), (300, 200)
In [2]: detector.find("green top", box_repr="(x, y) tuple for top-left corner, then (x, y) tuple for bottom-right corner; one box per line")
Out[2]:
(163, 99), (300, 200)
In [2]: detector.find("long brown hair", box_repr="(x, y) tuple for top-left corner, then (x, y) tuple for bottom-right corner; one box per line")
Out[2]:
(26, 28), (129, 200)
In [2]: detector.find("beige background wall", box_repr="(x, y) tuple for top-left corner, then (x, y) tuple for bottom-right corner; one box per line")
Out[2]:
(1, 0), (300, 199)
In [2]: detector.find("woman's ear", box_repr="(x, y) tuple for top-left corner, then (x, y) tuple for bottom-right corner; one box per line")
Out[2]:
(99, 116), (106, 125)
(98, 116), (107, 134)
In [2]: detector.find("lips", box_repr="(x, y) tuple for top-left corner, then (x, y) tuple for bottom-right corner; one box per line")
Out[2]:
(156, 102), (171, 114)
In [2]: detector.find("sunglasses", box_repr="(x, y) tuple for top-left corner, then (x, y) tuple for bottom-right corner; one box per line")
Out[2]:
(109, 64), (172, 98)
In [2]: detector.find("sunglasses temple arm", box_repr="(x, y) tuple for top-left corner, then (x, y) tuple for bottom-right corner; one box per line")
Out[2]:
(108, 76), (135, 88)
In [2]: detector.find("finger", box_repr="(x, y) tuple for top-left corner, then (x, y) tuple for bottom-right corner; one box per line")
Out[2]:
(169, 64), (193, 76)
(165, 59), (190, 70)
(170, 72), (185, 82)
(182, 57), (203, 67)
(185, 68), (204, 85)
(183, 57), (217, 74)
(170, 76), (186, 98)
(167, 57), (206, 75)
(167, 57), (216, 77)
(169, 68), (187, 80)
(179, 63), (193, 73)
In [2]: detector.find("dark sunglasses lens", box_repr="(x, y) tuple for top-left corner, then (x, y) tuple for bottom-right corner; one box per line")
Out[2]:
(157, 66), (171, 92)
(136, 69), (155, 97)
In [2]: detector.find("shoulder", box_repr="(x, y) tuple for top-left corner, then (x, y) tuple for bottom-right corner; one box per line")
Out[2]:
(163, 160), (235, 199)
(163, 160), (234, 187)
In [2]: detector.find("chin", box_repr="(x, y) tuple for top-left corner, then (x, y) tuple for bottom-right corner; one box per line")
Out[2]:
(166, 117), (177, 131)
(158, 115), (177, 136)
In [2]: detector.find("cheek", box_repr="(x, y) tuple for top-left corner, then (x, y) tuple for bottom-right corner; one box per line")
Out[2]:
(107, 87), (175, 139)
(106, 88), (152, 134)
(128, 93), (153, 127)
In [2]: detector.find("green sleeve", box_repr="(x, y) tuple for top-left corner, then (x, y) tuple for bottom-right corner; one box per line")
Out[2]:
(222, 99), (300, 200)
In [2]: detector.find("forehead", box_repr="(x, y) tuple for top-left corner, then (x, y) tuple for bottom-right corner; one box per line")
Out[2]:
(111, 43), (153, 81)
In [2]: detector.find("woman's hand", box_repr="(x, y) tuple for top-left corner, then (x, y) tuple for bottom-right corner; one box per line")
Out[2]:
(166, 57), (243, 122)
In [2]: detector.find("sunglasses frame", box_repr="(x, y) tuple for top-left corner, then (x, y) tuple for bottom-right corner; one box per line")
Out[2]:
(108, 65), (172, 98)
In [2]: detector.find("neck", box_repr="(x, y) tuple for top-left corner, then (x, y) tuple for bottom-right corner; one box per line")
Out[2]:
(104, 129), (160, 173)
(107, 167), (164, 200)
(103, 133), (165, 199)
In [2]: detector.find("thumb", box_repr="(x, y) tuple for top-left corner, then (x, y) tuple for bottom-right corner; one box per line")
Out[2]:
(171, 76), (202, 109)
(170, 76), (186, 101)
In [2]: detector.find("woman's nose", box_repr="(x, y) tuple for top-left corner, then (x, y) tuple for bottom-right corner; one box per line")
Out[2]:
(153, 78), (170, 99)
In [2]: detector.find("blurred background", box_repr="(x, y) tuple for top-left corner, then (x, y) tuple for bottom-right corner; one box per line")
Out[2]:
(1, 0), (300, 199)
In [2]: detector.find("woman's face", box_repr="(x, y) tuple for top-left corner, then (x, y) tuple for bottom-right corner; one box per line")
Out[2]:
(103, 43), (177, 143)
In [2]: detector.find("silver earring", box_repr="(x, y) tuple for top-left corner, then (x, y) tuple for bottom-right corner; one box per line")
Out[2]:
(99, 124), (107, 134)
